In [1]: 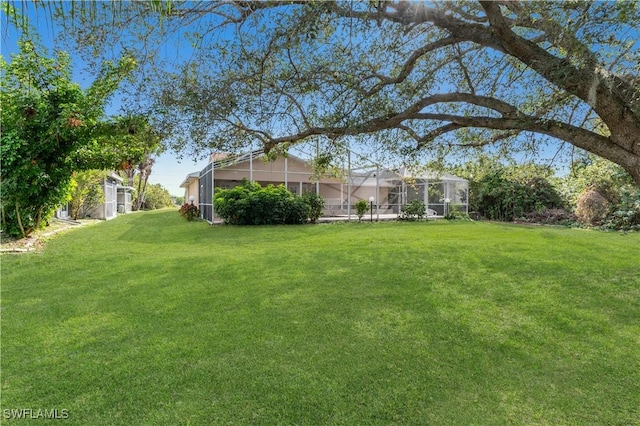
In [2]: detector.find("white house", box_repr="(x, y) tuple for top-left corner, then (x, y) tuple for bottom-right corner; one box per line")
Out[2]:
(56, 172), (134, 220)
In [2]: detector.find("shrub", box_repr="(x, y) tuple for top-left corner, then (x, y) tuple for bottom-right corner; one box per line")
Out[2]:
(400, 199), (426, 221)
(301, 192), (325, 224)
(444, 205), (471, 221)
(213, 180), (317, 225)
(576, 190), (609, 226)
(213, 180), (259, 224)
(69, 170), (107, 220)
(602, 187), (640, 231)
(476, 170), (564, 221)
(554, 156), (639, 230)
(143, 184), (173, 210)
(558, 155), (633, 209)
(286, 196), (311, 225)
(354, 199), (369, 221)
(179, 203), (200, 221)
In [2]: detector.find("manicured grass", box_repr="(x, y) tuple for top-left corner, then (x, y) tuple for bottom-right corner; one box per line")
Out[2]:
(2, 210), (639, 425)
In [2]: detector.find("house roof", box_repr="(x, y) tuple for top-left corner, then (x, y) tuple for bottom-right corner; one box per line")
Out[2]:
(179, 172), (200, 188)
(209, 149), (312, 171)
(348, 171), (396, 187)
(394, 166), (467, 182)
(107, 172), (124, 183)
(180, 149), (466, 188)
(349, 166), (467, 186)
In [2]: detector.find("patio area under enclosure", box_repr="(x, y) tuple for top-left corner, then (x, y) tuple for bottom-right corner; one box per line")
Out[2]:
(323, 166), (469, 219)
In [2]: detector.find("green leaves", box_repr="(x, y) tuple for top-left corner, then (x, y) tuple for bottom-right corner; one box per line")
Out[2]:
(86, 55), (137, 110)
(213, 180), (314, 225)
(21, 0), (640, 184)
(1, 31), (136, 237)
(68, 170), (108, 220)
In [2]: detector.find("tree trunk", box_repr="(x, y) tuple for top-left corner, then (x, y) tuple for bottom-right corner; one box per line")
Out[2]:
(479, 1), (640, 186)
(134, 171), (145, 211)
(15, 201), (27, 239)
(140, 173), (150, 210)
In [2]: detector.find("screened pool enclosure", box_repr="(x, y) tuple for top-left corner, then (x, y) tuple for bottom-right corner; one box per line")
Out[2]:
(332, 166), (469, 218)
(181, 149), (468, 223)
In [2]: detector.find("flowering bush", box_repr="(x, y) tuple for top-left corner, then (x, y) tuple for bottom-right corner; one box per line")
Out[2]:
(179, 203), (200, 221)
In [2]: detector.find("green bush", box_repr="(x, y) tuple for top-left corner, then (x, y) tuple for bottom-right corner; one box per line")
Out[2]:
(69, 170), (107, 220)
(142, 184), (173, 210)
(558, 155), (633, 209)
(213, 180), (317, 225)
(559, 156), (638, 231)
(476, 170), (564, 221)
(302, 192), (325, 224)
(400, 199), (426, 221)
(213, 180), (257, 224)
(354, 199), (369, 221)
(286, 196), (311, 225)
(445, 205), (471, 221)
(602, 187), (640, 231)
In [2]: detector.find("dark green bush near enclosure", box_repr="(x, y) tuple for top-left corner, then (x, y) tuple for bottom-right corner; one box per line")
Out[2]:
(213, 179), (316, 225)
(444, 205), (471, 221)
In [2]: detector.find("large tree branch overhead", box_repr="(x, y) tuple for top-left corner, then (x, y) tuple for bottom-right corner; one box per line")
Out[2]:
(57, 0), (640, 185)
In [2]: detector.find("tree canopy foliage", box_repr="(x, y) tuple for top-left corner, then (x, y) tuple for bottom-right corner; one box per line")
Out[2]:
(44, 1), (640, 185)
(0, 33), (135, 237)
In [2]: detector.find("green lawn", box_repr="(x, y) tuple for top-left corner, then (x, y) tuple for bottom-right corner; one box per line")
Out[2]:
(2, 210), (639, 425)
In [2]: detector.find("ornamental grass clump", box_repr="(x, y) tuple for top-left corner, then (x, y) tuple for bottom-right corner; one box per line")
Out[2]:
(576, 189), (609, 226)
